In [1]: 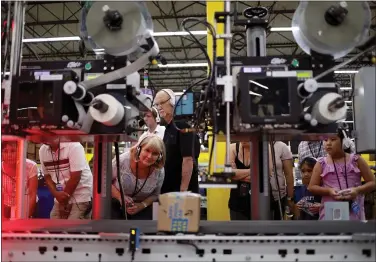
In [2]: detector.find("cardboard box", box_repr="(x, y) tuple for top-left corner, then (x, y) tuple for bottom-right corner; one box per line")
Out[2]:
(157, 192), (201, 233)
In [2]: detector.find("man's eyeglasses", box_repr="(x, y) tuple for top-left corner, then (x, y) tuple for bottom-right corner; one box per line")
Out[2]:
(154, 98), (170, 108)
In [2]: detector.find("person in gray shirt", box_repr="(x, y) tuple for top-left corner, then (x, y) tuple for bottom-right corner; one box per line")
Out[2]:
(111, 135), (165, 220)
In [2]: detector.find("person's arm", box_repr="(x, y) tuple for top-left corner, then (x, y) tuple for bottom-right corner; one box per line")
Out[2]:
(39, 149), (58, 197)
(111, 153), (134, 204)
(143, 168), (165, 206)
(355, 156), (376, 194)
(111, 156), (120, 200)
(27, 164), (38, 216)
(181, 157), (194, 191)
(230, 143), (250, 181)
(179, 130), (195, 191)
(280, 144), (294, 199)
(112, 185), (122, 201)
(308, 161), (332, 196)
(64, 144), (87, 197)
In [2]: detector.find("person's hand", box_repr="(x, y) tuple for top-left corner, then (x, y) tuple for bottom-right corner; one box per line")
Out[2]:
(59, 203), (72, 219)
(55, 191), (70, 205)
(119, 195), (134, 206)
(126, 203), (145, 215)
(328, 188), (341, 200)
(308, 203), (320, 214)
(339, 187), (359, 201)
(296, 201), (303, 210)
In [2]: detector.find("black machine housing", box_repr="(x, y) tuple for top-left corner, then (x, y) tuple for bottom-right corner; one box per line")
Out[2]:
(215, 55), (339, 134)
(6, 57), (145, 140)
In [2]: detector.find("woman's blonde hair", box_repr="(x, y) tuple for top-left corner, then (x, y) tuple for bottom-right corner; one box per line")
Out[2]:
(130, 134), (166, 169)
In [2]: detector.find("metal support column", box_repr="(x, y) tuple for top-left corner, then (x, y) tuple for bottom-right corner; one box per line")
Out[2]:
(17, 138), (28, 219)
(246, 14), (270, 219)
(246, 26), (267, 57)
(250, 134), (270, 220)
(206, 0), (229, 221)
(4, 1), (26, 121)
(92, 140), (112, 219)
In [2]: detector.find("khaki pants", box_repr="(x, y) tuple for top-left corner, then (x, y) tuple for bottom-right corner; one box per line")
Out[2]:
(50, 202), (91, 219)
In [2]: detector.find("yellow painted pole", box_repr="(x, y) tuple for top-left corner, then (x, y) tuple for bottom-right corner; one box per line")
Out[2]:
(206, 1), (230, 221)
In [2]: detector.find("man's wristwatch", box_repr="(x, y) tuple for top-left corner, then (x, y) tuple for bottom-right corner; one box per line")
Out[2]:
(287, 197), (293, 201)
(141, 202), (147, 208)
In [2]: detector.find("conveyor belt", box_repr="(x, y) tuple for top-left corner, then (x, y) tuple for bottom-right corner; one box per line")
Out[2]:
(2, 219), (376, 235)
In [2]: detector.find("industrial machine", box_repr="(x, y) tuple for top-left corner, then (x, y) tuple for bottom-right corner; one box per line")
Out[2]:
(2, 1), (376, 262)
(2, 1), (160, 143)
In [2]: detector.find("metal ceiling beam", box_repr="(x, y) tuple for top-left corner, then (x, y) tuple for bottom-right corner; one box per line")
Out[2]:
(24, 4), (376, 27)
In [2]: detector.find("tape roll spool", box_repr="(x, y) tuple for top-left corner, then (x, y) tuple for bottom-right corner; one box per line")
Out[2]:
(311, 93), (347, 124)
(85, 1), (153, 56)
(64, 81), (86, 101)
(89, 94), (125, 126)
(292, 1), (371, 59)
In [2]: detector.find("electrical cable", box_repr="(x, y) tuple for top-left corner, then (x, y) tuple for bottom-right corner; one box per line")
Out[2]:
(177, 240), (203, 257)
(146, 64), (157, 102)
(172, 78), (207, 125)
(179, 18), (217, 175)
(208, 131), (216, 175)
(180, 18), (217, 128)
(114, 142), (127, 220)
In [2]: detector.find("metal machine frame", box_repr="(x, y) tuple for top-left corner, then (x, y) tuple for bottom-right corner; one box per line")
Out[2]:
(2, 1), (376, 261)
(2, 220), (376, 262)
(2, 234), (375, 262)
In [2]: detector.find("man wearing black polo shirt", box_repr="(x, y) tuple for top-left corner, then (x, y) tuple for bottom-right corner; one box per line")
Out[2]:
(154, 89), (199, 194)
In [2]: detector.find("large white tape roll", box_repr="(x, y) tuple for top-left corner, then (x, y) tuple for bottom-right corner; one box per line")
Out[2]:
(292, 1), (371, 59)
(312, 93), (347, 124)
(89, 94), (125, 126)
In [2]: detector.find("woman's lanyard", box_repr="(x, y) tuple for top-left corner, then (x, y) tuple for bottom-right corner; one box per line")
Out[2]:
(131, 162), (152, 197)
(309, 142), (322, 159)
(50, 148), (61, 184)
(332, 156), (348, 190)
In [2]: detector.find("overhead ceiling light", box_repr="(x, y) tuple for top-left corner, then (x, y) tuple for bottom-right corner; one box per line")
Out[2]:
(334, 70), (359, 74)
(158, 63), (208, 68)
(269, 27), (296, 32)
(340, 87), (352, 90)
(22, 31), (209, 43)
(23, 36), (81, 43)
(153, 30), (207, 36)
(22, 27), (296, 43)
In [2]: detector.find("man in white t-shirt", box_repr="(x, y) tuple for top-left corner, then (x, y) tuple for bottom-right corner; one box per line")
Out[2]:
(139, 107), (165, 141)
(39, 141), (93, 219)
(1, 141), (39, 218)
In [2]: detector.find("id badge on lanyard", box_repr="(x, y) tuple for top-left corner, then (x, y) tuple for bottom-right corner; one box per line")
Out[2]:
(56, 183), (64, 191)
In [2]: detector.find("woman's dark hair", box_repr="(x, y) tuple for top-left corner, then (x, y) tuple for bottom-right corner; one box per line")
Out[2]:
(299, 157), (317, 170)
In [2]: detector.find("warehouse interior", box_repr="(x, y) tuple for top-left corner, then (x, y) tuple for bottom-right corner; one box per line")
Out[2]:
(1, 1), (376, 261)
